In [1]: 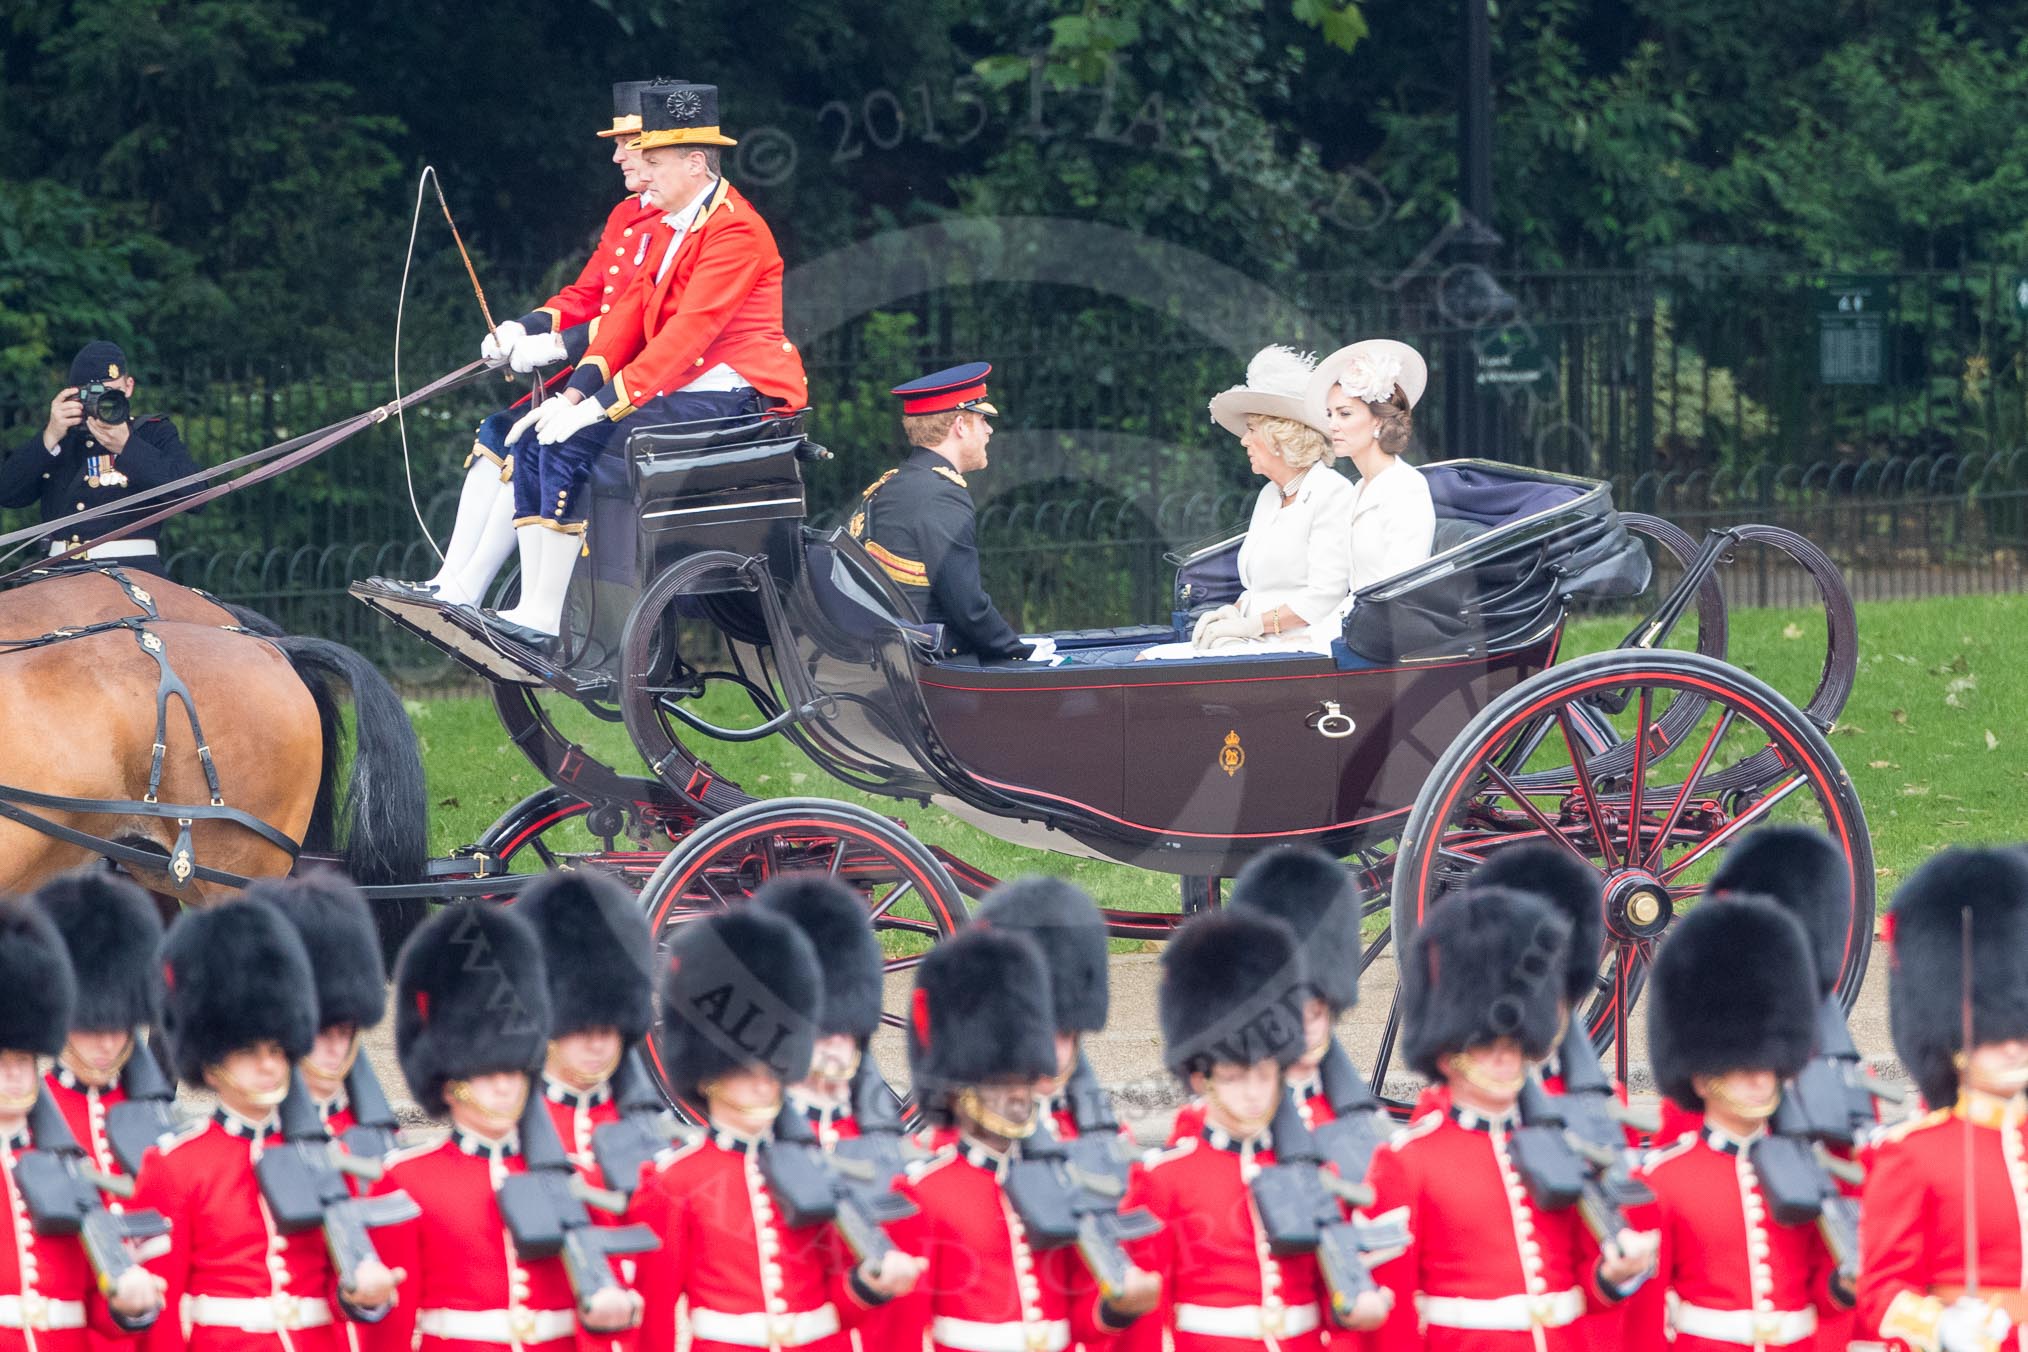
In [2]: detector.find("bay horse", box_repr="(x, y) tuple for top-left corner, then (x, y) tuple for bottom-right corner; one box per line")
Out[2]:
(0, 565), (427, 953)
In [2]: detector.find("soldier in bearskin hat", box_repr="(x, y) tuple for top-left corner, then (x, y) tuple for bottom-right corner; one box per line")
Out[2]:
(1119, 906), (1384, 1347)
(30, 870), (163, 1191)
(1858, 848), (2028, 1352)
(131, 901), (401, 1350)
(1363, 888), (1653, 1351)
(627, 907), (919, 1352)
(514, 869), (654, 1187)
(0, 897), (166, 1337)
(890, 926), (1156, 1349)
(247, 873), (388, 1139)
(973, 875), (1120, 1142)
(755, 876), (890, 1147)
(1623, 896), (1849, 1352)
(367, 902), (640, 1352)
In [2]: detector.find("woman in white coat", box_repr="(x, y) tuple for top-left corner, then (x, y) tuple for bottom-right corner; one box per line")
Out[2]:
(1306, 338), (1436, 622)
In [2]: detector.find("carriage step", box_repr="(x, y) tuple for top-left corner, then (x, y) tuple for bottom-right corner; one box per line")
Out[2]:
(348, 581), (613, 702)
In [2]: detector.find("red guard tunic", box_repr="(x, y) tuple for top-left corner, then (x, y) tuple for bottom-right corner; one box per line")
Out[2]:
(785, 1095), (861, 1152)
(45, 1071), (125, 1191)
(628, 1128), (878, 1352)
(131, 1111), (348, 1352)
(312, 1094), (355, 1144)
(1119, 1127), (1331, 1352)
(521, 196), (664, 337)
(0, 1125), (142, 1352)
(1168, 1074), (1334, 1148)
(361, 1128), (624, 1352)
(1623, 1127), (1848, 1352)
(1362, 1104), (1626, 1352)
(1858, 1093), (2028, 1351)
(539, 1080), (619, 1190)
(888, 1141), (1127, 1352)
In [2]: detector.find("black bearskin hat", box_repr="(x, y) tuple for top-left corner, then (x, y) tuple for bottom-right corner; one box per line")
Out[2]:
(515, 870), (654, 1044)
(1159, 909), (1307, 1078)
(30, 869), (161, 1033)
(908, 928), (1056, 1111)
(1709, 826), (1852, 999)
(660, 909), (821, 1097)
(0, 899), (75, 1057)
(1648, 897), (1818, 1111)
(1887, 848), (2028, 1110)
(974, 876), (1109, 1033)
(161, 901), (318, 1087)
(1470, 845), (1604, 1007)
(1227, 847), (1363, 1012)
(1401, 888), (1570, 1081)
(755, 876), (884, 1041)
(394, 903), (551, 1116)
(247, 873), (387, 1033)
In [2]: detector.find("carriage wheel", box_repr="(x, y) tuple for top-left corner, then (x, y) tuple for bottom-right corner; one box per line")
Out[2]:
(461, 786), (693, 895)
(634, 797), (968, 1121)
(1378, 648), (1872, 1111)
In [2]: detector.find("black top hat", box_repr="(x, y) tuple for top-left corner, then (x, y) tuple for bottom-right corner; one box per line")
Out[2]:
(161, 902), (318, 1087)
(1400, 887), (1570, 1081)
(907, 928), (1056, 1113)
(974, 876), (1109, 1034)
(1469, 845), (1605, 1008)
(1227, 847), (1364, 1012)
(515, 870), (655, 1045)
(635, 83), (737, 150)
(660, 909), (821, 1097)
(1648, 897), (1818, 1111)
(31, 870), (162, 1034)
(600, 78), (685, 139)
(755, 876), (885, 1042)
(1887, 848), (2028, 1108)
(1709, 826), (1853, 999)
(248, 873), (387, 1033)
(0, 899), (75, 1058)
(394, 904), (551, 1116)
(1159, 909), (1307, 1078)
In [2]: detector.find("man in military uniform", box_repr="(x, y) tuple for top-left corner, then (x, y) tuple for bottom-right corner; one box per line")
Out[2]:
(248, 874), (388, 1140)
(490, 81), (807, 649)
(0, 341), (199, 573)
(754, 876), (890, 1147)
(848, 362), (1036, 662)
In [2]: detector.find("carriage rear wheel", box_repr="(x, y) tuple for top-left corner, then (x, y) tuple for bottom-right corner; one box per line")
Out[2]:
(633, 797), (968, 1120)
(1379, 648), (1872, 1110)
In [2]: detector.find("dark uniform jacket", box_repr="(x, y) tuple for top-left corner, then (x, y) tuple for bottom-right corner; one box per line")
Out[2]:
(849, 449), (1030, 661)
(0, 415), (199, 547)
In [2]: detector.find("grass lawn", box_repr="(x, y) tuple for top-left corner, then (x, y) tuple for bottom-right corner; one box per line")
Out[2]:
(406, 593), (2028, 911)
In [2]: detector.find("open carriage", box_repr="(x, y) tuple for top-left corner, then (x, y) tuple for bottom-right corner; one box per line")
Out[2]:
(352, 405), (1872, 1111)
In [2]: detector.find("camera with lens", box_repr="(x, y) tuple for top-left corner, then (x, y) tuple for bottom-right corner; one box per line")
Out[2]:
(75, 381), (130, 425)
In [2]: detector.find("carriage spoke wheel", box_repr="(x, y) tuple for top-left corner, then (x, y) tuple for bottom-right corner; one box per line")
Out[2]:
(634, 798), (968, 1124)
(1380, 649), (1872, 1114)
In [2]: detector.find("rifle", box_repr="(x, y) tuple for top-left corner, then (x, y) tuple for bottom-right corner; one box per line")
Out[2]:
(1509, 1032), (1655, 1257)
(589, 1046), (694, 1200)
(1055, 1052), (1139, 1199)
(16, 1088), (170, 1318)
(1004, 1122), (1160, 1304)
(1747, 1091), (1862, 1291)
(1785, 993), (1903, 1148)
(104, 1037), (182, 1175)
(1311, 1040), (1398, 1186)
(337, 1056), (405, 1163)
(255, 1071), (420, 1309)
(1248, 1084), (1409, 1326)
(829, 1058), (929, 1200)
(496, 1086), (659, 1318)
(761, 1099), (917, 1267)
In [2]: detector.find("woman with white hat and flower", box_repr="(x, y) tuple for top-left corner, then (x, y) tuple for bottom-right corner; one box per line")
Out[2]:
(1306, 338), (1436, 616)
(1138, 346), (1357, 658)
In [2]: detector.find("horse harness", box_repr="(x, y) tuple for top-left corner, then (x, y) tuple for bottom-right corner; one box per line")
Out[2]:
(0, 565), (300, 887)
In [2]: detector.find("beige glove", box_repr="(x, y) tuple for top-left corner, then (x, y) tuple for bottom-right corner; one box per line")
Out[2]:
(1193, 608), (1266, 650)
(1190, 605), (1240, 645)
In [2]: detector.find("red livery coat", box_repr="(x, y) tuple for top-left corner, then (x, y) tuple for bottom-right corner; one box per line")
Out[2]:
(575, 180), (807, 413)
(1623, 1128), (1847, 1352)
(0, 1126), (141, 1352)
(521, 195), (663, 337)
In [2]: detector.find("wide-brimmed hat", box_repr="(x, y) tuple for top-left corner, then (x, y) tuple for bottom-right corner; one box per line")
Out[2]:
(1208, 346), (1324, 437)
(635, 82), (738, 150)
(599, 78), (683, 140)
(1306, 339), (1429, 423)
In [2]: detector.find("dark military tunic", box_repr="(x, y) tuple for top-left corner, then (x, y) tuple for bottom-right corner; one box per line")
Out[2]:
(849, 448), (1031, 661)
(0, 414), (200, 556)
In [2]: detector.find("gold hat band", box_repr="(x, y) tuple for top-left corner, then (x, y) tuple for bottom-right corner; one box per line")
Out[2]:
(598, 114), (644, 139)
(636, 124), (739, 150)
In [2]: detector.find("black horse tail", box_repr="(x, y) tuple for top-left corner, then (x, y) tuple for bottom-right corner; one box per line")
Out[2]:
(268, 634), (428, 962)
(214, 602), (341, 853)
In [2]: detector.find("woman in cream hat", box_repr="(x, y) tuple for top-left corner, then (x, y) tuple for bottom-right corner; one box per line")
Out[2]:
(1140, 345), (1356, 658)
(1305, 339), (1436, 615)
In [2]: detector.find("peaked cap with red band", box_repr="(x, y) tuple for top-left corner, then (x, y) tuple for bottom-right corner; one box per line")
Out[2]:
(892, 362), (999, 416)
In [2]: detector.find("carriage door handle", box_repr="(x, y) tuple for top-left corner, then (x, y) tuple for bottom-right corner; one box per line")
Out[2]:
(1307, 701), (1356, 739)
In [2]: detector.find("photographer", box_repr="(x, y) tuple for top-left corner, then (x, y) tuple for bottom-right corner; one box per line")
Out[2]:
(0, 340), (198, 574)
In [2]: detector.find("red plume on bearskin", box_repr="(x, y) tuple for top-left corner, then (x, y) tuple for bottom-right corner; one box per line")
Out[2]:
(906, 927), (1055, 1121)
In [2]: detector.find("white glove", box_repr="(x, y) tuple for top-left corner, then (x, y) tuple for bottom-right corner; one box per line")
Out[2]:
(481, 320), (528, 364)
(1190, 605), (1239, 645)
(1938, 1299), (2012, 1352)
(535, 394), (609, 445)
(509, 330), (570, 374)
(1022, 636), (1058, 663)
(1193, 608), (1265, 650)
